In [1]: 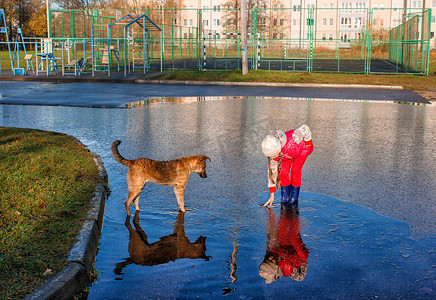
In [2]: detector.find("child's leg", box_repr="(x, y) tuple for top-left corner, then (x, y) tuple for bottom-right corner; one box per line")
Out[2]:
(280, 158), (292, 187)
(288, 155), (309, 205)
(288, 142), (313, 205)
(280, 159), (293, 204)
(290, 155), (308, 188)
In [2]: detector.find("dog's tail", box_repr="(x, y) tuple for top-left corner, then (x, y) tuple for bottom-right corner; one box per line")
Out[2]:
(111, 140), (131, 166)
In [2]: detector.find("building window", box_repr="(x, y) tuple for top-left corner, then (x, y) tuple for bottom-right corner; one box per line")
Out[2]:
(323, 18), (327, 26)
(330, 18), (334, 25)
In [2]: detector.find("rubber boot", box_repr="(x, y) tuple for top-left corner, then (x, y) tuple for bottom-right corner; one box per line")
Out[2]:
(280, 185), (291, 205)
(289, 186), (300, 206)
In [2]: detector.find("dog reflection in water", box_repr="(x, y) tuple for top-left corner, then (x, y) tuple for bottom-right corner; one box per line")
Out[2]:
(259, 206), (309, 284)
(114, 211), (209, 274)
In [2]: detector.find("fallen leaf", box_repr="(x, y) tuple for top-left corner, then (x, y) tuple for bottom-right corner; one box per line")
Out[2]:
(43, 268), (52, 276)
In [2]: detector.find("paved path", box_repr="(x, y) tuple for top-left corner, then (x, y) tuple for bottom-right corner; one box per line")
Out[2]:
(0, 70), (429, 107)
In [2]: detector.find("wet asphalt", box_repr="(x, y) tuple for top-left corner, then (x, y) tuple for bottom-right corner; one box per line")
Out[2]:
(1, 81), (435, 298)
(0, 80), (430, 107)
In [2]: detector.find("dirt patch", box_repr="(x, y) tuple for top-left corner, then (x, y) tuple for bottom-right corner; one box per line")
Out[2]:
(416, 90), (436, 103)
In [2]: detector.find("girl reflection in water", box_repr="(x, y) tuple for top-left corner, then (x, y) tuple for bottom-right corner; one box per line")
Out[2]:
(259, 207), (309, 284)
(261, 125), (313, 207)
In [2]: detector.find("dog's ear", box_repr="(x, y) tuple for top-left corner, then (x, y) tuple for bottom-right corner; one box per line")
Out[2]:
(203, 156), (211, 162)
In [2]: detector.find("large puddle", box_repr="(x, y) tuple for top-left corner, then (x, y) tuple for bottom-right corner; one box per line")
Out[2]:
(1, 96), (435, 298)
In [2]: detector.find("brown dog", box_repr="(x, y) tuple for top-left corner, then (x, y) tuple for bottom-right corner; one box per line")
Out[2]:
(111, 140), (210, 215)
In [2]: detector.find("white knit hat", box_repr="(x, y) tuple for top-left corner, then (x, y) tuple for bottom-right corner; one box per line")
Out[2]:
(270, 129), (287, 147)
(261, 135), (281, 157)
(259, 260), (283, 284)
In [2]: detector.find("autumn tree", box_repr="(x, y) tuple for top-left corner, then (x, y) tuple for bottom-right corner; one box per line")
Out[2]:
(0, 0), (45, 38)
(54, 0), (106, 10)
(25, 0), (47, 37)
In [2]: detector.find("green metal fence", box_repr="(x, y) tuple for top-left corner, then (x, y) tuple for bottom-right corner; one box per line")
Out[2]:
(48, 7), (431, 75)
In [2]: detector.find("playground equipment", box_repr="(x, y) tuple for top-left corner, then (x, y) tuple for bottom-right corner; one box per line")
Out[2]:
(0, 9), (13, 72)
(35, 39), (59, 76)
(12, 28), (31, 75)
(61, 39), (92, 76)
(90, 13), (162, 77)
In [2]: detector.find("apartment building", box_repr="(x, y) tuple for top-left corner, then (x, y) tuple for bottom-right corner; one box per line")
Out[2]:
(177, 0), (435, 47)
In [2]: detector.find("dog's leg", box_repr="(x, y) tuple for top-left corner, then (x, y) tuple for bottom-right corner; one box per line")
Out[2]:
(133, 193), (141, 213)
(173, 184), (187, 212)
(125, 192), (141, 216)
(125, 172), (146, 216)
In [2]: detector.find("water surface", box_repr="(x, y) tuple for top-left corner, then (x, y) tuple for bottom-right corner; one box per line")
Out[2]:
(1, 96), (435, 298)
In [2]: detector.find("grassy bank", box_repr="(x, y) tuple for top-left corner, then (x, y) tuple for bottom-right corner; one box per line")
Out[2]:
(152, 51), (436, 92)
(154, 69), (436, 91)
(0, 127), (101, 299)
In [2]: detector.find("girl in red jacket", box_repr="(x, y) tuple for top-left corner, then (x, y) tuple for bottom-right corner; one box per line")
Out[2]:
(261, 125), (314, 207)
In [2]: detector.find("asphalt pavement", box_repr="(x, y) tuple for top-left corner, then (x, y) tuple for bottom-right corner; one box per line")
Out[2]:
(0, 70), (430, 107)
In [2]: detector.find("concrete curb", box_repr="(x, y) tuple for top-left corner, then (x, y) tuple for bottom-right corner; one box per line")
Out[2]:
(136, 79), (404, 90)
(24, 142), (108, 300)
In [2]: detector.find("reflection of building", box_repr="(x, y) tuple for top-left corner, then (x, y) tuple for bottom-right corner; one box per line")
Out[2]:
(179, 0), (435, 48)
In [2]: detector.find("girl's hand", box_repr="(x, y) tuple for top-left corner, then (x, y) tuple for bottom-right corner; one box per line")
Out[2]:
(263, 193), (275, 207)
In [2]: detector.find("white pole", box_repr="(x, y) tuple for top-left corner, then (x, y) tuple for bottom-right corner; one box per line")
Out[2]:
(160, 30), (163, 72)
(241, 0), (248, 75)
(46, 0), (50, 38)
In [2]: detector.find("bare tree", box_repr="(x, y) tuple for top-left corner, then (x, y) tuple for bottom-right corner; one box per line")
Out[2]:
(221, 0), (269, 34)
(222, 0), (239, 33)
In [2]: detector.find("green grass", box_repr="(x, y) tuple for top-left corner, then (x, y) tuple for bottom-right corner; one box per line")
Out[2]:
(150, 50), (436, 91)
(153, 69), (436, 91)
(0, 127), (101, 299)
